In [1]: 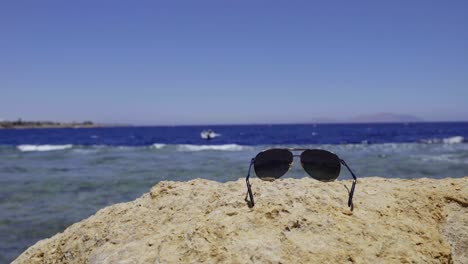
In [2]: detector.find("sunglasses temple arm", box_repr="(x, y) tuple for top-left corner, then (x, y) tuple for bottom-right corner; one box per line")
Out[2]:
(340, 159), (357, 209)
(245, 158), (255, 207)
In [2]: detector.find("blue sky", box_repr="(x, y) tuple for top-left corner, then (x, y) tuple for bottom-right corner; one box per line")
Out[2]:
(1, 0), (467, 125)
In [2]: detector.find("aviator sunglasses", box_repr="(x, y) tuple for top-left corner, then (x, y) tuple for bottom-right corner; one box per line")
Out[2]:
(245, 148), (357, 210)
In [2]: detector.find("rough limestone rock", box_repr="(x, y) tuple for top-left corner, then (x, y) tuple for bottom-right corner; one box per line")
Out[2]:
(13, 177), (467, 264)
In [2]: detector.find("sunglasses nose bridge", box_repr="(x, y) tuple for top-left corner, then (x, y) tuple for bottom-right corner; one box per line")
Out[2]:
(293, 154), (306, 171)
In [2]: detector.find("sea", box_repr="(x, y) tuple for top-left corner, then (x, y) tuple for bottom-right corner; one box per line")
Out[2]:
(1, 122), (468, 262)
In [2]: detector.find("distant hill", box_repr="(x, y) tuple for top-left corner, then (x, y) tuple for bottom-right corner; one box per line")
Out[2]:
(347, 113), (423, 123)
(306, 113), (423, 124)
(307, 117), (339, 124)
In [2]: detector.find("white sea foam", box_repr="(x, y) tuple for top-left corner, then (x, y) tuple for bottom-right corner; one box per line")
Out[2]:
(177, 144), (247, 151)
(443, 136), (464, 144)
(72, 148), (99, 154)
(421, 136), (464, 144)
(117, 146), (132, 149)
(17, 144), (73, 152)
(150, 143), (166, 149)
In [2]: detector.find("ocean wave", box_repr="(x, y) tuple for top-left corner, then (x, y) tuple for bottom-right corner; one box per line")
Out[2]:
(11, 138), (465, 153)
(417, 154), (460, 163)
(443, 136), (464, 144)
(176, 144), (248, 151)
(72, 148), (99, 154)
(420, 136), (464, 144)
(17, 144), (73, 152)
(150, 143), (166, 149)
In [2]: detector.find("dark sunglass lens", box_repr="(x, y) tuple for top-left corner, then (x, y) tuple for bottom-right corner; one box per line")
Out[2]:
(300, 149), (340, 181)
(254, 149), (293, 181)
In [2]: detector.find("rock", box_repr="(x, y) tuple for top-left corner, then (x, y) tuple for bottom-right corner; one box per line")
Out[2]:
(13, 177), (468, 263)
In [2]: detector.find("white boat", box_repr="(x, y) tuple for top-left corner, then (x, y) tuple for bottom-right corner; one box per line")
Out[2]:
(200, 129), (216, 140)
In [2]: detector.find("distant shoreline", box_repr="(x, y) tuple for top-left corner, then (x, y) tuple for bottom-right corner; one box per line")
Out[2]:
(0, 125), (101, 129)
(1, 120), (468, 129)
(0, 120), (101, 129)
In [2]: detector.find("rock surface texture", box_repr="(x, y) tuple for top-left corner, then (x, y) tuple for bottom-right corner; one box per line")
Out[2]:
(14, 177), (468, 264)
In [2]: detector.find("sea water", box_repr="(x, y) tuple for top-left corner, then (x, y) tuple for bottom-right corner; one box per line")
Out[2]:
(1, 122), (468, 262)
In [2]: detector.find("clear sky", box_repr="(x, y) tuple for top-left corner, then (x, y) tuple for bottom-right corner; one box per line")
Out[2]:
(1, 0), (467, 125)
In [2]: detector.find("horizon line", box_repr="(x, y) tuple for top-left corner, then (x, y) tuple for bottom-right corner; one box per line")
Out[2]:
(101, 120), (468, 127)
(3, 119), (468, 127)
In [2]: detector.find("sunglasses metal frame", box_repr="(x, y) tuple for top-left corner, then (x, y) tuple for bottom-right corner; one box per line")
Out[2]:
(245, 148), (357, 210)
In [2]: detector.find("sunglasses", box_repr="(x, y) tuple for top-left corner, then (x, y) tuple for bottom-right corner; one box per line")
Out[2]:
(245, 148), (357, 210)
